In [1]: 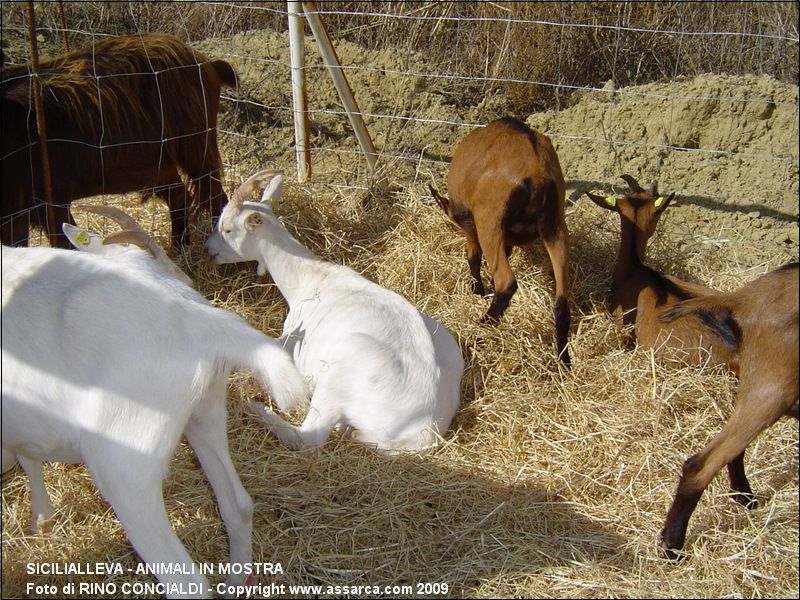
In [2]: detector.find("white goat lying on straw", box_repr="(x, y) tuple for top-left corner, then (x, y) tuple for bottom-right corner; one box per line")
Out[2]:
(1, 213), (308, 598)
(205, 170), (464, 453)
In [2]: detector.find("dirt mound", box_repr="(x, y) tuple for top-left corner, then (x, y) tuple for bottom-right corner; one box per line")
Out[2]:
(527, 73), (798, 211)
(201, 29), (797, 282)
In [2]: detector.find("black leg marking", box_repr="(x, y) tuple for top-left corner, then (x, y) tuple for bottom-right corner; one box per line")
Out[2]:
(554, 294), (571, 367)
(727, 451), (757, 508)
(483, 280), (518, 323)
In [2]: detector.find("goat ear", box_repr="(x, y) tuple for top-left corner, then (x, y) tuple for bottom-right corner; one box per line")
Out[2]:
(62, 223), (103, 252)
(586, 191), (618, 211)
(245, 212), (264, 231)
(653, 192), (675, 211)
(259, 174), (283, 208)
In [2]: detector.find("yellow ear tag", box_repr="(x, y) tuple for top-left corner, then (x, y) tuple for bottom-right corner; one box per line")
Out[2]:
(76, 230), (90, 245)
(654, 196), (665, 208)
(604, 196), (616, 207)
(270, 198), (278, 210)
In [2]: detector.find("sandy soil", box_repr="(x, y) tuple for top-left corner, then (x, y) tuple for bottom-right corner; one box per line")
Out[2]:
(200, 28), (798, 284)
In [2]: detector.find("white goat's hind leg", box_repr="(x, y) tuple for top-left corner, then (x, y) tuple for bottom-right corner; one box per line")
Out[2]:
(17, 455), (56, 532)
(247, 400), (339, 450)
(88, 454), (209, 599)
(185, 399), (253, 590)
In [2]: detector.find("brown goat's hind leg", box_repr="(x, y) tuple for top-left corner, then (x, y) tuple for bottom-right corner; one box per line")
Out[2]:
(483, 278), (518, 324)
(553, 295), (571, 366)
(476, 221), (516, 323)
(727, 451), (757, 508)
(660, 481), (703, 561)
(166, 184), (190, 247)
(541, 218), (571, 365)
(144, 164), (190, 247)
(660, 383), (787, 559)
(466, 235), (485, 296)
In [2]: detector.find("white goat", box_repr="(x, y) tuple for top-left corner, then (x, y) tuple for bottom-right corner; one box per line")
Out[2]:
(205, 170), (464, 453)
(1, 226), (309, 598)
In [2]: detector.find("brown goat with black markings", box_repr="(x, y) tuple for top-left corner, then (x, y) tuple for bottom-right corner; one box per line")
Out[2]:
(1, 33), (236, 248)
(658, 262), (798, 558)
(586, 175), (737, 369)
(588, 177), (798, 556)
(430, 117), (571, 366)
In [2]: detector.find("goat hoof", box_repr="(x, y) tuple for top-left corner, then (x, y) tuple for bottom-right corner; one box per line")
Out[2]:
(480, 313), (500, 326)
(31, 514), (55, 534)
(660, 543), (686, 562)
(732, 491), (759, 509)
(659, 526), (688, 561)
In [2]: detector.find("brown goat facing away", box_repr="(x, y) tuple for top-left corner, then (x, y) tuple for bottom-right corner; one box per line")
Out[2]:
(430, 117), (571, 366)
(658, 262), (799, 559)
(1, 33), (236, 248)
(586, 175), (737, 369)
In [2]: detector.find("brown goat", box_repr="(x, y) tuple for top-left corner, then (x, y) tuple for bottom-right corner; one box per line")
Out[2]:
(658, 262), (799, 558)
(588, 177), (798, 556)
(586, 175), (737, 369)
(1, 33), (236, 248)
(430, 117), (571, 366)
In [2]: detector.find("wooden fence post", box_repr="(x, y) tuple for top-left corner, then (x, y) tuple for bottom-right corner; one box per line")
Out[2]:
(288, 1), (311, 182)
(301, 1), (379, 175)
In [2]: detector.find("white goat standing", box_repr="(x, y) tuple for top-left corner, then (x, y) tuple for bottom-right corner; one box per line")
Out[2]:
(1, 221), (309, 598)
(205, 170), (464, 453)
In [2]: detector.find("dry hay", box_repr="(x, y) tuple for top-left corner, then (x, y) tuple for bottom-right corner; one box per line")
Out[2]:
(2, 34), (798, 600)
(3, 174), (797, 599)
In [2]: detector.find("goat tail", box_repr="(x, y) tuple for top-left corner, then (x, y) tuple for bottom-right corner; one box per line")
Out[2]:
(249, 339), (310, 413)
(428, 183), (450, 214)
(660, 297), (740, 350)
(220, 328), (310, 413)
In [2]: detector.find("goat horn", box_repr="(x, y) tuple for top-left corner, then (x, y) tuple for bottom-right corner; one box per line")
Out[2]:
(230, 169), (284, 207)
(82, 205), (146, 233)
(649, 180), (659, 197)
(103, 230), (160, 259)
(619, 175), (644, 193)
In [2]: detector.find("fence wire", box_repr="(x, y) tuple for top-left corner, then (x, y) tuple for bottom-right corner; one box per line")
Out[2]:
(1, 1), (798, 244)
